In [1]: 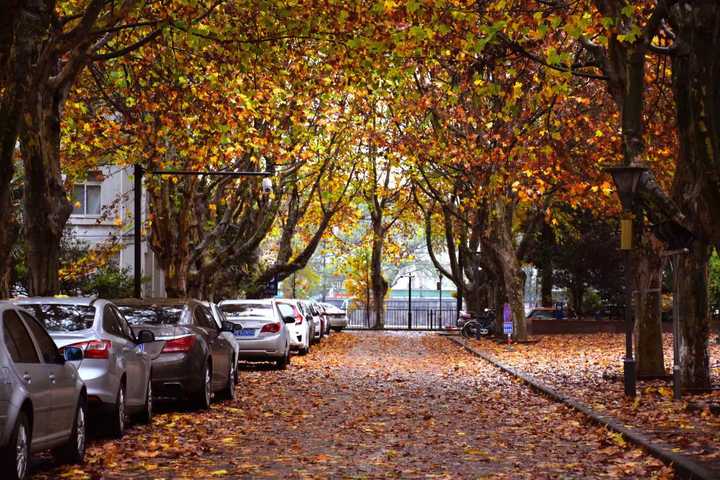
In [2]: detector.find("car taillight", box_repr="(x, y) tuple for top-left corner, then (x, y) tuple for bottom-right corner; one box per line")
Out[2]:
(260, 322), (281, 334)
(161, 335), (195, 353)
(294, 311), (303, 324)
(61, 340), (112, 359)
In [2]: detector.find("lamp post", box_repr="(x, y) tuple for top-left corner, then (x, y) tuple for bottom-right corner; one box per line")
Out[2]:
(132, 164), (274, 298)
(605, 164), (647, 397)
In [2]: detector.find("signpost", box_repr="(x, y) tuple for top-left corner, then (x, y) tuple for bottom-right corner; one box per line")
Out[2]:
(503, 303), (513, 344)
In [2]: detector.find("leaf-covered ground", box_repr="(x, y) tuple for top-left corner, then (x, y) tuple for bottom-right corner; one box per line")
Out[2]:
(32, 332), (673, 479)
(465, 333), (720, 472)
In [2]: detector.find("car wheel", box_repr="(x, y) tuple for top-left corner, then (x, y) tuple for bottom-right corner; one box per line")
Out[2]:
(220, 361), (236, 401)
(109, 384), (126, 438)
(1, 411), (30, 480)
(193, 360), (212, 410)
(53, 398), (87, 465)
(138, 378), (153, 424)
(332, 327), (343, 332)
(233, 357), (239, 386)
(275, 351), (289, 370)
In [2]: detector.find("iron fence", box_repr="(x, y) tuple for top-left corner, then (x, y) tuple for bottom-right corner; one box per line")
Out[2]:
(347, 302), (458, 330)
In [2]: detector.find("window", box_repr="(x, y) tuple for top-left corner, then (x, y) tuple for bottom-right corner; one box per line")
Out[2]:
(3, 310), (40, 364)
(103, 306), (125, 338)
(114, 308), (136, 341)
(21, 312), (58, 363)
(194, 306), (215, 329)
(72, 183), (101, 216)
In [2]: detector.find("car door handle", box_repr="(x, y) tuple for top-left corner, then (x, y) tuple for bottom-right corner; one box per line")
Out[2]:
(22, 373), (31, 383)
(48, 373), (56, 383)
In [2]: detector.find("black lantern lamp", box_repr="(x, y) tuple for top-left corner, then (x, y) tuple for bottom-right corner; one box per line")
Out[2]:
(604, 164), (647, 398)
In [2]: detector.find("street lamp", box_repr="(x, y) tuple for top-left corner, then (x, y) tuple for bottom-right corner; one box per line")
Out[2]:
(604, 164), (647, 397)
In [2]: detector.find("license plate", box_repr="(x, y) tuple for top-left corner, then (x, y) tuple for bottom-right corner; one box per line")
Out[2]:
(236, 328), (256, 337)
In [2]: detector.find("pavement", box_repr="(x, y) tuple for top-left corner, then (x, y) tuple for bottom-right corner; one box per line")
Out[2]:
(32, 331), (671, 479)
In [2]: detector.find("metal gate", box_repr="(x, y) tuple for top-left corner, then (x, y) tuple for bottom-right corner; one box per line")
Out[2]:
(347, 299), (457, 330)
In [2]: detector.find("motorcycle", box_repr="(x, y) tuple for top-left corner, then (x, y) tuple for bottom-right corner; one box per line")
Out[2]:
(458, 309), (495, 338)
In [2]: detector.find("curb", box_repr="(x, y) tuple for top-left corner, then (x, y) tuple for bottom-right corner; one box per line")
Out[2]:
(446, 336), (719, 480)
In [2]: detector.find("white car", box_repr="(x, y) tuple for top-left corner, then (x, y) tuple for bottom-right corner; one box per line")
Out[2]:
(298, 300), (322, 343)
(219, 300), (292, 368)
(275, 300), (311, 355)
(319, 303), (348, 331)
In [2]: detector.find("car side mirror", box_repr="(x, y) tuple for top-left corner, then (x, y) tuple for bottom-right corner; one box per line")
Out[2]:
(282, 315), (295, 324)
(136, 330), (156, 344)
(63, 346), (84, 362)
(221, 320), (238, 332)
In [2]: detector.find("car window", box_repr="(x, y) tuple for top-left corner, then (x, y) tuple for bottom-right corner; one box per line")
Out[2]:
(103, 306), (126, 338)
(20, 312), (59, 363)
(220, 303), (272, 320)
(276, 303), (294, 318)
(114, 308), (136, 341)
(2, 310), (41, 364)
(23, 304), (95, 332)
(118, 304), (188, 325)
(194, 306), (215, 329)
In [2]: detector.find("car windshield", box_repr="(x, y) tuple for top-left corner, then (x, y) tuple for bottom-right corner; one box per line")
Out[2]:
(531, 310), (555, 319)
(221, 304), (272, 321)
(229, 311), (275, 321)
(117, 305), (188, 325)
(23, 304), (96, 332)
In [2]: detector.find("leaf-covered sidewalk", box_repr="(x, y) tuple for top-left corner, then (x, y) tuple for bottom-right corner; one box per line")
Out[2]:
(463, 334), (720, 474)
(33, 332), (672, 479)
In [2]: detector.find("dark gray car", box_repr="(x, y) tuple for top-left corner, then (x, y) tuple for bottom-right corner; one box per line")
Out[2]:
(115, 299), (237, 409)
(0, 303), (87, 480)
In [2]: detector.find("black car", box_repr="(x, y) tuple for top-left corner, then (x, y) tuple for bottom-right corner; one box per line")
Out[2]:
(593, 305), (625, 321)
(114, 299), (237, 409)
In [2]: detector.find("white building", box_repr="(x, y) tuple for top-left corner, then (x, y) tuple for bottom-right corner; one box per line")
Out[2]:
(67, 165), (166, 297)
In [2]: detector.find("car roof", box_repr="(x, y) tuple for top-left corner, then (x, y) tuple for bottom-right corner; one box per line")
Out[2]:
(219, 299), (274, 305)
(113, 298), (199, 308)
(14, 296), (103, 307)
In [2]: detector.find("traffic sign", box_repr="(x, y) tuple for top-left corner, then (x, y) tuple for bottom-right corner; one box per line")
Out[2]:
(503, 303), (512, 335)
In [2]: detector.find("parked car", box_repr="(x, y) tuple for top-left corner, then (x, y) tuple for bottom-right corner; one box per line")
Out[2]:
(299, 301), (322, 342)
(115, 299), (238, 408)
(275, 300), (311, 355)
(594, 305), (625, 321)
(315, 302), (333, 335)
(526, 307), (577, 321)
(204, 302), (239, 385)
(319, 302), (348, 332)
(0, 302), (88, 480)
(218, 299), (292, 369)
(16, 298), (155, 438)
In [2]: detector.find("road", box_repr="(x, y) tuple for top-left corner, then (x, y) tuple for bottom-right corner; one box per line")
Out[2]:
(32, 332), (671, 479)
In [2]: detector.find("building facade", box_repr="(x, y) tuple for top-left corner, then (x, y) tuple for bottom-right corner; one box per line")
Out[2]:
(67, 165), (166, 297)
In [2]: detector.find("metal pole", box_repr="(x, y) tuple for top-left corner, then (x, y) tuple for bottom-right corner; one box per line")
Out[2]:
(438, 274), (442, 329)
(408, 276), (412, 329)
(623, 239), (636, 397)
(133, 164), (144, 299)
(292, 273), (297, 298)
(671, 255), (682, 400)
(456, 248), (463, 323)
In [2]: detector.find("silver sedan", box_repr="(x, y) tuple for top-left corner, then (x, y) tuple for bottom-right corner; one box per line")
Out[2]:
(0, 302), (87, 480)
(219, 300), (291, 369)
(16, 298), (157, 438)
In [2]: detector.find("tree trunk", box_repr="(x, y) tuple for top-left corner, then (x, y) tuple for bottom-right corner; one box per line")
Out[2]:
(370, 231), (386, 329)
(633, 244), (665, 378)
(675, 241), (711, 390)
(490, 199), (528, 341)
(20, 92), (73, 296)
(667, 1), (719, 390)
(569, 275), (585, 316)
(0, 152), (15, 299)
(540, 264), (553, 307)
